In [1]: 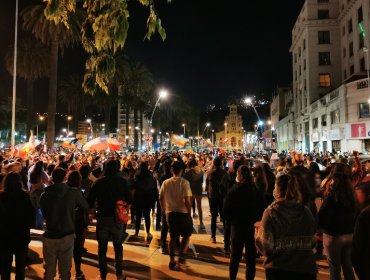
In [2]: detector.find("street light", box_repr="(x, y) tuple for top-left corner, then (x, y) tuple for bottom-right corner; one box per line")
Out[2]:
(67, 116), (72, 135)
(37, 115), (45, 140)
(224, 122), (228, 148)
(86, 119), (93, 138)
(149, 89), (168, 150)
(244, 97), (261, 123)
(182, 123), (186, 137)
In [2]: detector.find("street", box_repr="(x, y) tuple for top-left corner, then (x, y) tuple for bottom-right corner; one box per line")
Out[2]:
(20, 197), (330, 280)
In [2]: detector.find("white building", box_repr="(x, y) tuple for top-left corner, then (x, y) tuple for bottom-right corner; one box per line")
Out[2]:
(274, 0), (370, 154)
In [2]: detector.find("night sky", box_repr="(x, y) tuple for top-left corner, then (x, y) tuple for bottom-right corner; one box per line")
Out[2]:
(0, 0), (305, 113)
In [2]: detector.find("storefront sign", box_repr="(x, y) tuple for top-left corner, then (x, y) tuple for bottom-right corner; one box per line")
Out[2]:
(351, 123), (366, 138)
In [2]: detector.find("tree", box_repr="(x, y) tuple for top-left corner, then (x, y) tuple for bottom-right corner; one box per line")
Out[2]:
(119, 59), (154, 149)
(43, 0), (169, 95)
(21, 4), (85, 148)
(58, 74), (92, 131)
(4, 35), (49, 138)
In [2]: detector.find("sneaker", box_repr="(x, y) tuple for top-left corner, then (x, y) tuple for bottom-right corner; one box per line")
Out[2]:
(192, 213), (198, 218)
(169, 260), (180, 271)
(147, 233), (153, 240)
(75, 271), (85, 279)
(116, 273), (127, 280)
(199, 222), (205, 229)
(211, 237), (216, 243)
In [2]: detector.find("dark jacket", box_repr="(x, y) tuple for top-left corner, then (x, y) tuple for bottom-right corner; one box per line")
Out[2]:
(88, 174), (132, 218)
(318, 193), (356, 236)
(184, 167), (204, 196)
(223, 182), (266, 230)
(206, 167), (227, 197)
(40, 183), (89, 239)
(0, 189), (34, 249)
(352, 205), (370, 280)
(256, 200), (317, 274)
(132, 173), (157, 207)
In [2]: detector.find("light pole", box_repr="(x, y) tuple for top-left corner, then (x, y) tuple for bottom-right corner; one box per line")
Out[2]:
(149, 89), (168, 150)
(182, 123), (186, 137)
(211, 129), (214, 145)
(67, 116), (72, 135)
(224, 122), (228, 148)
(245, 97), (263, 152)
(37, 116), (45, 140)
(202, 122), (210, 146)
(86, 119), (93, 138)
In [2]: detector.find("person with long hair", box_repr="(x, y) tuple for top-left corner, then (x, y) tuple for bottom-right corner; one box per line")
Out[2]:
(318, 173), (357, 280)
(132, 161), (157, 239)
(0, 172), (34, 280)
(67, 170), (89, 280)
(352, 182), (370, 280)
(29, 161), (49, 229)
(256, 174), (317, 280)
(223, 165), (266, 280)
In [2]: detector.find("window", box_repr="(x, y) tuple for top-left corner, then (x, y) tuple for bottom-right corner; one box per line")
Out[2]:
(360, 58), (366, 72)
(299, 65), (301, 76)
(343, 47), (346, 58)
(319, 52), (331, 65)
(318, 31), (330, 44)
(319, 73), (331, 87)
(350, 65), (354, 74)
(321, 115), (327, 126)
(304, 59), (306, 70)
(359, 103), (370, 118)
(359, 33), (365, 49)
(313, 118), (318, 129)
(332, 140), (341, 151)
(348, 18), (353, 33)
(358, 6), (363, 23)
(299, 47), (301, 57)
(344, 69), (347, 79)
(294, 53), (297, 63)
(318, 9), (330, 19)
(342, 25), (346, 35)
(349, 42), (354, 56)
(330, 109), (340, 124)
(295, 71), (297, 81)
(303, 39), (306, 50)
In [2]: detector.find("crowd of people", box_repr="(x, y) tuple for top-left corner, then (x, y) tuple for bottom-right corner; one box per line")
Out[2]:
(0, 148), (369, 280)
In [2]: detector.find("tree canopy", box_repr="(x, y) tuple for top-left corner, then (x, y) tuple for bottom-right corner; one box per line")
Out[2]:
(43, 0), (171, 95)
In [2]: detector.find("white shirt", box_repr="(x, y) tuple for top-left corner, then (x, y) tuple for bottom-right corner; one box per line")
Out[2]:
(159, 177), (192, 214)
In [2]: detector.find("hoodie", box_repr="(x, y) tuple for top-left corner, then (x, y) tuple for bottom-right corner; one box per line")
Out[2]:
(40, 183), (89, 239)
(256, 200), (317, 274)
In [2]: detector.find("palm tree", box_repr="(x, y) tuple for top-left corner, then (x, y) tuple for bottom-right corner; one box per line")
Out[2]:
(119, 59), (154, 149)
(58, 74), (92, 131)
(4, 35), (49, 137)
(21, 4), (85, 148)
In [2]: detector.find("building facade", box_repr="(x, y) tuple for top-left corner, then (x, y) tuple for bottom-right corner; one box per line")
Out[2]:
(215, 104), (244, 150)
(273, 0), (370, 154)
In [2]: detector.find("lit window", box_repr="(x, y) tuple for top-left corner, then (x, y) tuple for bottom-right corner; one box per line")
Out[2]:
(319, 74), (331, 87)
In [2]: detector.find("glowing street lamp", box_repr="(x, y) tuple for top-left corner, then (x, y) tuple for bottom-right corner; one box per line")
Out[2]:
(67, 116), (72, 135)
(86, 119), (93, 138)
(149, 89), (169, 150)
(37, 115), (45, 139)
(182, 123), (186, 137)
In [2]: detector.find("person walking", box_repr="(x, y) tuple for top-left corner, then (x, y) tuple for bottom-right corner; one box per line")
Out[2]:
(88, 159), (132, 280)
(184, 158), (204, 226)
(318, 173), (356, 280)
(40, 168), (89, 280)
(223, 165), (266, 280)
(206, 157), (227, 243)
(132, 161), (157, 239)
(352, 182), (370, 280)
(159, 161), (193, 270)
(66, 170), (89, 279)
(0, 172), (34, 280)
(256, 174), (317, 280)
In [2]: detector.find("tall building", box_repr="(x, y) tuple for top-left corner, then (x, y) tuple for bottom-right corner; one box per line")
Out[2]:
(215, 104), (244, 149)
(274, 0), (370, 154)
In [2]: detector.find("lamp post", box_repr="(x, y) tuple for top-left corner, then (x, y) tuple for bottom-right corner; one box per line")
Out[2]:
(67, 116), (72, 135)
(202, 122), (210, 146)
(224, 122), (228, 148)
(37, 116), (45, 140)
(149, 89), (168, 150)
(182, 123), (186, 137)
(86, 119), (93, 139)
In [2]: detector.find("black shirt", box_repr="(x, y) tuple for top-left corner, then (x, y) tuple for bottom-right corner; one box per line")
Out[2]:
(88, 174), (132, 218)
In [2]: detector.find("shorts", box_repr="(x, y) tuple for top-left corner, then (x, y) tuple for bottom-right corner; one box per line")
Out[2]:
(167, 212), (193, 238)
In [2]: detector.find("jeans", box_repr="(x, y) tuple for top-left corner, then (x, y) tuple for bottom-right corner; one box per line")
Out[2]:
(266, 269), (316, 280)
(43, 233), (75, 280)
(0, 245), (28, 280)
(323, 233), (355, 280)
(160, 211), (169, 248)
(96, 217), (124, 278)
(229, 226), (256, 280)
(209, 195), (223, 238)
(135, 205), (151, 234)
(73, 229), (86, 274)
